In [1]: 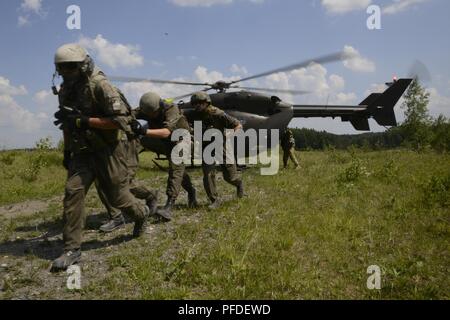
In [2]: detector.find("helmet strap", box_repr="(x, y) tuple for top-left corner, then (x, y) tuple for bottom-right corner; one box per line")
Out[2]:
(51, 71), (59, 95)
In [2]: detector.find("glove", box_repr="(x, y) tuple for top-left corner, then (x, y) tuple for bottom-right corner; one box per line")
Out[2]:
(130, 120), (147, 136)
(54, 109), (65, 121)
(63, 150), (72, 170)
(53, 110), (66, 128)
(66, 114), (90, 130)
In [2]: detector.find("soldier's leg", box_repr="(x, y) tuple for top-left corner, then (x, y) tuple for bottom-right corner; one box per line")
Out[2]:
(222, 163), (245, 198)
(51, 158), (94, 272)
(283, 149), (289, 168)
(126, 138), (158, 212)
(181, 171), (198, 208)
(171, 139), (197, 206)
(166, 155), (185, 200)
(202, 163), (218, 203)
(155, 156), (186, 221)
(96, 179), (126, 233)
(62, 157), (95, 252)
(94, 179), (122, 220)
(129, 176), (158, 202)
(289, 148), (299, 167)
(221, 163), (241, 186)
(96, 141), (149, 237)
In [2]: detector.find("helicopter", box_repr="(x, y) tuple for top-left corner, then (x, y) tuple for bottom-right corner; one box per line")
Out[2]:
(110, 52), (413, 156)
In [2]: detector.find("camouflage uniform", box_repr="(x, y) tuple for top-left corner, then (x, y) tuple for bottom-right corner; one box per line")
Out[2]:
(187, 105), (242, 203)
(95, 137), (156, 222)
(134, 103), (195, 201)
(281, 129), (299, 169)
(59, 67), (148, 251)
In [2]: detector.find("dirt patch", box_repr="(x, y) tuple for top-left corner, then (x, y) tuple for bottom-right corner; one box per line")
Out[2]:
(0, 196), (63, 220)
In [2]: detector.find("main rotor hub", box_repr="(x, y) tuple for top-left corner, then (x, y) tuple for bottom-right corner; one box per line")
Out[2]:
(211, 80), (230, 92)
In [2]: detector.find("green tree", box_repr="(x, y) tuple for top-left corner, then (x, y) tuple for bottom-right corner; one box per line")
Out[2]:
(400, 79), (432, 150)
(430, 115), (450, 153)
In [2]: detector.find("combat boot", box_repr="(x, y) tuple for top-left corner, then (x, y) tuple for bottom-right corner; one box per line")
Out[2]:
(208, 199), (222, 210)
(51, 249), (81, 272)
(188, 188), (199, 208)
(132, 205), (151, 238)
(236, 181), (246, 198)
(156, 198), (175, 221)
(99, 214), (125, 233)
(146, 191), (159, 215)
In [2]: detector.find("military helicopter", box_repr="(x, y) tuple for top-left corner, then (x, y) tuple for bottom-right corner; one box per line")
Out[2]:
(110, 52), (413, 155)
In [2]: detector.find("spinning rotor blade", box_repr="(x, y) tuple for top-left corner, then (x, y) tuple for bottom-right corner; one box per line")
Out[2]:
(109, 76), (209, 87)
(231, 86), (311, 95)
(170, 88), (213, 101)
(231, 51), (354, 84)
(407, 60), (431, 84)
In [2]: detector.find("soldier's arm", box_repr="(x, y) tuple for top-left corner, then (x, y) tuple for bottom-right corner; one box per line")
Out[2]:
(221, 112), (242, 131)
(144, 106), (178, 139)
(90, 80), (130, 130)
(144, 128), (171, 139)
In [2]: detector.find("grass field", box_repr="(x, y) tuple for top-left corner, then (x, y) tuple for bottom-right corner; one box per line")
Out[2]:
(0, 148), (449, 299)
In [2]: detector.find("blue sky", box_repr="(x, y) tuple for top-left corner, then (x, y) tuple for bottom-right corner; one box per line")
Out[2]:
(1, 0), (449, 148)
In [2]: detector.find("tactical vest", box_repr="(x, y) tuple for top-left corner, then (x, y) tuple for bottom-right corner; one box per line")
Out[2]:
(59, 68), (132, 154)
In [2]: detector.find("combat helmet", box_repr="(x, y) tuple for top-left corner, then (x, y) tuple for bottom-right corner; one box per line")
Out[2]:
(54, 44), (88, 64)
(190, 91), (211, 105)
(140, 92), (163, 115)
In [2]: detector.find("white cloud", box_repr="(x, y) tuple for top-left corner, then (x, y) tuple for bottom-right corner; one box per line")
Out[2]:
(334, 92), (358, 104)
(0, 95), (47, 134)
(342, 45), (376, 73)
(0, 76), (60, 149)
(78, 35), (144, 69)
(33, 89), (59, 115)
(329, 74), (345, 91)
(20, 0), (43, 15)
(230, 64), (248, 75)
(169, 0), (263, 7)
(0, 76), (28, 96)
(365, 83), (388, 95)
(427, 88), (450, 117)
(321, 0), (371, 14)
(194, 66), (240, 84)
(34, 90), (52, 104)
(17, 15), (30, 27)
(383, 0), (431, 15)
(18, 0), (46, 27)
(256, 62), (357, 106)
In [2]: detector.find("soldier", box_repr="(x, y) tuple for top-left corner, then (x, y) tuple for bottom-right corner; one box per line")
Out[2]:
(132, 92), (197, 220)
(131, 92), (198, 221)
(61, 149), (126, 231)
(187, 92), (244, 209)
(281, 128), (299, 169)
(96, 137), (159, 233)
(51, 44), (151, 271)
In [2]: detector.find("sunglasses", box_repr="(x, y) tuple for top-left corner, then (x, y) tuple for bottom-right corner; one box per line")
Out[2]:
(57, 63), (79, 72)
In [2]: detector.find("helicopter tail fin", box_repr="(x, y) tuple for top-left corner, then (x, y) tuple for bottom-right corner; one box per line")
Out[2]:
(363, 78), (412, 127)
(292, 78), (412, 131)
